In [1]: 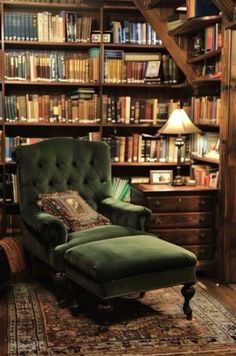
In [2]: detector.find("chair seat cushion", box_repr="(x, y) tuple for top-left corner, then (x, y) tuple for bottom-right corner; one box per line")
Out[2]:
(64, 235), (197, 283)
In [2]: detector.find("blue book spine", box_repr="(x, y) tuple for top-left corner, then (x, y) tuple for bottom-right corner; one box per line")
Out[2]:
(4, 13), (9, 40)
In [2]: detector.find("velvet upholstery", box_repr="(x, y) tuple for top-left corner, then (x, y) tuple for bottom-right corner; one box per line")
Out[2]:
(15, 138), (152, 271)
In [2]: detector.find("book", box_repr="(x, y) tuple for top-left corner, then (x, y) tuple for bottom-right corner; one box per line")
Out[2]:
(187, 0), (220, 18)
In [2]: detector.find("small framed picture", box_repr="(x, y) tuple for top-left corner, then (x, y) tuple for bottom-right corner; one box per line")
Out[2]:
(91, 33), (101, 43)
(150, 170), (173, 185)
(103, 33), (111, 43)
(145, 60), (161, 79)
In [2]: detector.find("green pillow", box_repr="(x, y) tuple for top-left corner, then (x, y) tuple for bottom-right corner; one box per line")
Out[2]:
(37, 190), (110, 232)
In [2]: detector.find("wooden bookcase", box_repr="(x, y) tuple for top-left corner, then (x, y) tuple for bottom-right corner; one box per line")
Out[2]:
(0, 0), (196, 237)
(2, 0), (235, 283)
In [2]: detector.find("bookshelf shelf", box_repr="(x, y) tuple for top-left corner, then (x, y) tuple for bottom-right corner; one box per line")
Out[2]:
(5, 122), (101, 127)
(192, 77), (221, 85)
(112, 161), (191, 166)
(169, 15), (222, 36)
(196, 123), (220, 130)
(103, 43), (165, 50)
(4, 41), (100, 49)
(187, 49), (221, 64)
(3, 1), (98, 10)
(102, 82), (190, 88)
(4, 81), (101, 86)
(191, 155), (219, 165)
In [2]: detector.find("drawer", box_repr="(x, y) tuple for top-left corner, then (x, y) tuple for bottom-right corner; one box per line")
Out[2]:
(148, 228), (213, 245)
(182, 245), (214, 260)
(146, 195), (214, 212)
(149, 212), (213, 228)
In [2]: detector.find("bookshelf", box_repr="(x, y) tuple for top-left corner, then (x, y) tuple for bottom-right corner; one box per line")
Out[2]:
(0, 0), (196, 237)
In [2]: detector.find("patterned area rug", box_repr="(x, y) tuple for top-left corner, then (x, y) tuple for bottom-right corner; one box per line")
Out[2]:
(0, 283), (236, 355)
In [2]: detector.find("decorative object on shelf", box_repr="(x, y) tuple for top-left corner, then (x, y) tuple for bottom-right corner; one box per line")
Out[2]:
(192, 34), (204, 56)
(150, 170), (173, 185)
(157, 106), (201, 186)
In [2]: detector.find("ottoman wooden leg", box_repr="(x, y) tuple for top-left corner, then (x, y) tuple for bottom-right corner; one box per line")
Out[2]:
(97, 300), (114, 332)
(181, 282), (195, 320)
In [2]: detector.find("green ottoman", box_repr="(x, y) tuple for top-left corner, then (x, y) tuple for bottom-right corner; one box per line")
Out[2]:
(64, 234), (197, 324)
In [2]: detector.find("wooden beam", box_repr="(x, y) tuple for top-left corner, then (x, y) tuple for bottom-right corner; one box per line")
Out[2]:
(133, 0), (198, 84)
(211, 0), (236, 22)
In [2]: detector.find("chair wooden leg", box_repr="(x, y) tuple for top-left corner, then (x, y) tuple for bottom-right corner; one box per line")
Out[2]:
(181, 282), (195, 320)
(54, 272), (69, 308)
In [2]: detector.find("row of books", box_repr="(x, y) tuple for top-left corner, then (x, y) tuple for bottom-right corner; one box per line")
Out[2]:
(102, 134), (190, 163)
(5, 137), (44, 162)
(4, 93), (186, 126)
(112, 177), (130, 202)
(191, 132), (220, 161)
(5, 92), (100, 123)
(191, 164), (219, 188)
(191, 96), (221, 125)
(195, 57), (221, 78)
(4, 134), (190, 164)
(5, 93), (223, 128)
(110, 21), (162, 45)
(203, 23), (222, 53)
(104, 50), (180, 84)
(101, 96), (182, 125)
(4, 12), (93, 43)
(4, 49), (99, 82)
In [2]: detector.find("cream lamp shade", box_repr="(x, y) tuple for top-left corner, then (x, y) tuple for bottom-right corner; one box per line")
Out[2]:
(158, 108), (201, 135)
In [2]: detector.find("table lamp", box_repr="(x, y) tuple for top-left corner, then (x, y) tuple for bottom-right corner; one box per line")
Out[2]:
(157, 107), (201, 186)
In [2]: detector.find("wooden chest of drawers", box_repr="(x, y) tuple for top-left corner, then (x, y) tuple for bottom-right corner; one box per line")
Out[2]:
(131, 183), (218, 272)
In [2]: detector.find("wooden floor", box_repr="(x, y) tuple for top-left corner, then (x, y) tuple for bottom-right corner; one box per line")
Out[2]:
(196, 277), (236, 315)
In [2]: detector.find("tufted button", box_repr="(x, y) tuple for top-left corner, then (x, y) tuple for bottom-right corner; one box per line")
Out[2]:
(49, 180), (53, 186)
(73, 162), (76, 167)
(90, 161), (94, 165)
(84, 179), (88, 184)
(38, 162), (43, 168)
(67, 180), (71, 185)
(56, 162), (59, 168)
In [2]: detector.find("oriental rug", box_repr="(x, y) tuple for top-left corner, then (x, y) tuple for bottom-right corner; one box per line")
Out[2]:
(0, 282), (236, 355)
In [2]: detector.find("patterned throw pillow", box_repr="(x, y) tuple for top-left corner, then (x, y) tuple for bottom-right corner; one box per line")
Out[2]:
(37, 190), (110, 232)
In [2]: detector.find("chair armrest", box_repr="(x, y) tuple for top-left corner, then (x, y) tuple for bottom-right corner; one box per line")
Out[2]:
(21, 206), (68, 247)
(98, 197), (152, 231)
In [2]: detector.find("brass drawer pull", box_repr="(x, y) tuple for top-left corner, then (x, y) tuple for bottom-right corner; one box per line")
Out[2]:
(154, 201), (160, 207)
(200, 217), (206, 223)
(200, 200), (206, 206)
(200, 233), (205, 238)
(154, 217), (162, 224)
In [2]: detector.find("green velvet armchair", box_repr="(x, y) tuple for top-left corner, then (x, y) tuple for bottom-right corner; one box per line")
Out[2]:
(15, 137), (197, 328)
(15, 137), (151, 272)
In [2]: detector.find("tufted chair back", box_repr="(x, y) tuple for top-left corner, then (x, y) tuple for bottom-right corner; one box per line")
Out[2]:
(15, 138), (112, 211)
